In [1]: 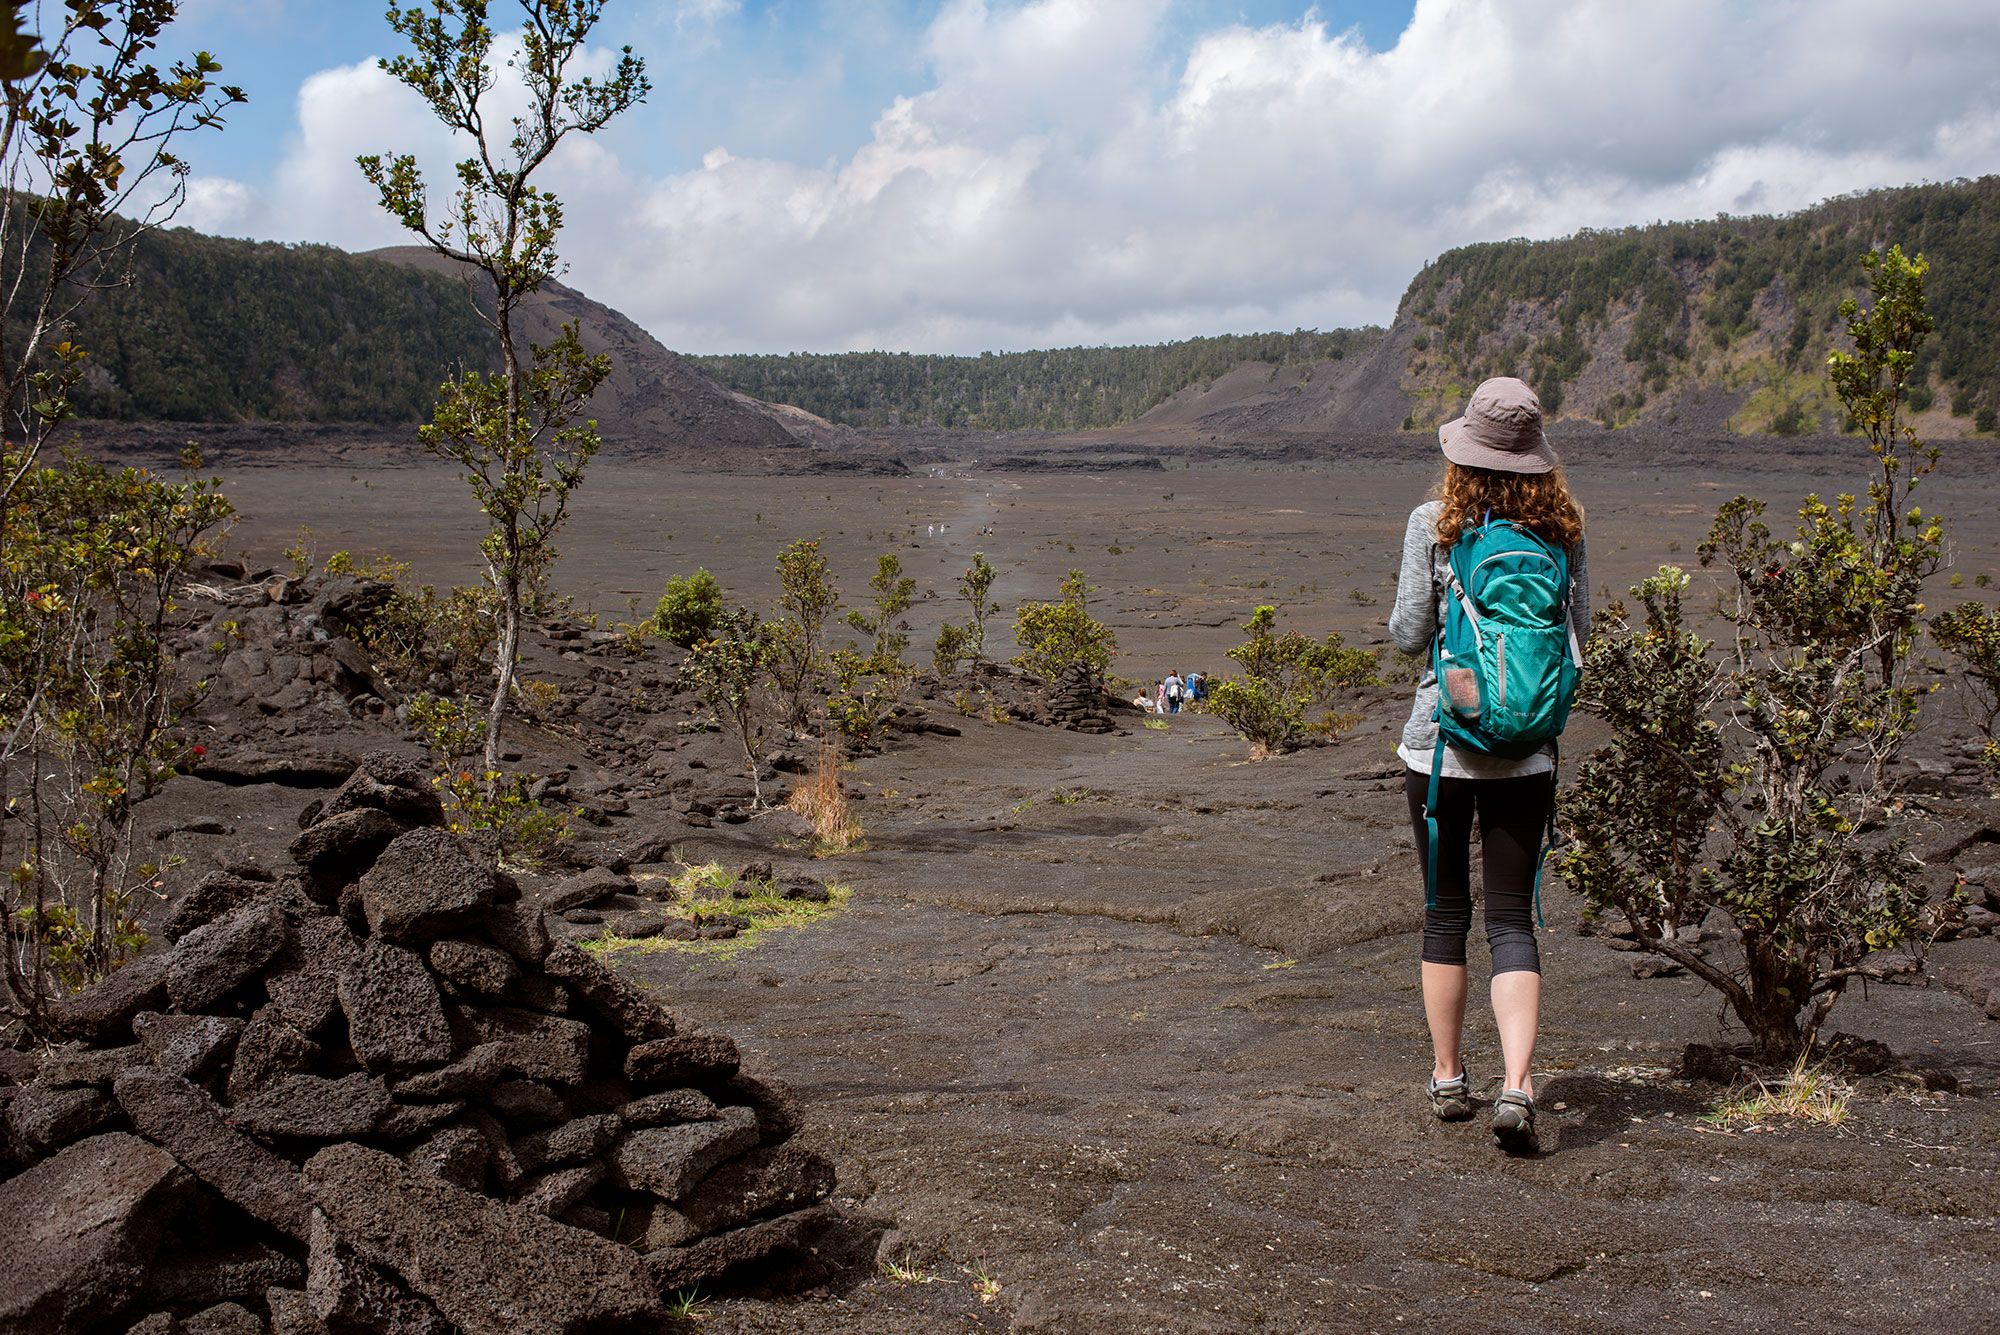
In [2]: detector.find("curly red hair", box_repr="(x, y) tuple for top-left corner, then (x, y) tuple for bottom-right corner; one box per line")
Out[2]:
(1433, 462), (1585, 551)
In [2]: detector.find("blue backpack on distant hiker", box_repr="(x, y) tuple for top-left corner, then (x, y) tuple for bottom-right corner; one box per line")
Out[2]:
(1422, 515), (1583, 925)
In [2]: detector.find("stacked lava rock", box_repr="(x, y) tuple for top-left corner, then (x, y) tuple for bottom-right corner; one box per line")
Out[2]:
(1043, 664), (1118, 734)
(0, 755), (847, 1335)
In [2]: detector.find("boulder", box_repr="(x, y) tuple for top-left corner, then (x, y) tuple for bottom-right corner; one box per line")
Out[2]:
(112, 1068), (310, 1241)
(625, 1033), (740, 1091)
(6, 1082), (119, 1156)
(229, 1072), (392, 1140)
(288, 808), (406, 894)
(541, 942), (676, 1042)
(605, 1107), (760, 1200)
(264, 914), (364, 1035)
(428, 938), (520, 995)
(484, 901), (551, 967)
(642, 1202), (843, 1297)
(675, 1143), (837, 1238)
(0, 1133), (192, 1334)
(166, 901), (288, 1013)
(338, 940), (454, 1073)
(133, 1012), (245, 1085)
(302, 1143), (665, 1334)
(51, 953), (170, 1044)
(225, 1006), (322, 1104)
(306, 1209), (451, 1335)
(321, 755), (445, 828)
(163, 872), (270, 943)
(513, 1113), (621, 1172)
(357, 827), (497, 945)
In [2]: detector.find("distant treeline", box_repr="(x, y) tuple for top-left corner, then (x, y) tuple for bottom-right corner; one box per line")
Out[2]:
(12, 222), (496, 424)
(692, 328), (1383, 431)
(1405, 175), (2000, 426)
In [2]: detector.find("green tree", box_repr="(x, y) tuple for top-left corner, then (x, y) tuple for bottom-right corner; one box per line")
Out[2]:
(1013, 569), (1116, 683)
(1558, 248), (1947, 1061)
(652, 567), (723, 648)
(359, 0), (648, 775)
(845, 552), (918, 671)
(1206, 605), (1380, 755)
(957, 551), (998, 667)
(766, 538), (839, 732)
(685, 607), (770, 807)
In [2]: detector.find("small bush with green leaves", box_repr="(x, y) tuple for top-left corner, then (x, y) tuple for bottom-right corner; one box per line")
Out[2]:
(1558, 246), (1950, 1062)
(1013, 569), (1117, 684)
(1206, 605), (1380, 756)
(651, 568), (723, 647)
(1933, 600), (2000, 793)
(405, 694), (572, 866)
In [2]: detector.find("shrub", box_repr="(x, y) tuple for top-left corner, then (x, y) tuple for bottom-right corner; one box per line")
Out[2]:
(1206, 605), (1380, 756)
(1013, 570), (1116, 683)
(933, 621), (973, 676)
(684, 608), (772, 807)
(957, 552), (998, 667)
(766, 539), (840, 732)
(1933, 601), (2000, 793)
(1558, 247), (1947, 1062)
(652, 568), (723, 647)
(405, 694), (571, 865)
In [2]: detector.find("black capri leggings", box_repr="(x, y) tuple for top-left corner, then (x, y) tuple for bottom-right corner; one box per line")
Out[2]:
(1404, 769), (1551, 976)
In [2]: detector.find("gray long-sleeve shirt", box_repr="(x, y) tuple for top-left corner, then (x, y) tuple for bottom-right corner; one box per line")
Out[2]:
(1388, 500), (1590, 774)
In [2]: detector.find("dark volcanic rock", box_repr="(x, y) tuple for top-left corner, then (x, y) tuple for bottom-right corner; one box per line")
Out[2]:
(620, 1088), (720, 1128)
(302, 1142), (665, 1334)
(36, 1041), (144, 1088)
(322, 754), (446, 827)
(113, 1068), (310, 1241)
(133, 1011), (245, 1084)
(225, 1005), (322, 1103)
(358, 826), (498, 945)
(338, 939), (455, 1073)
(448, 1006), (592, 1086)
(142, 1231), (305, 1311)
(428, 938), (520, 995)
(166, 901), (288, 1013)
(229, 1072), (392, 1140)
(406, 1123), (491, 1190)
(306, 1209), (451, 1335)
(51, 953), (170, 1044)
(544, 865), (633, 913)
(677, 1142), (837, 1236)
(606, 1106), (759, 1200)
(180, 1301), (265, 1335)
(163, 872), (270, 943)
(0, 1133), (192, 1334)
(518, 1162), (604, 1218)
(542, 940), (676, 1041)
(288, 807), (405, 893)
(264, 914), (364, 1035)
(513, 1113), (621, 1171)
(485, 900), (552, 967)
(6, 1081), (120, 1155)
(643, 1201), (843, 1296)
(489, 1079), (569, 1129)
(625, 1032), (740, 1090)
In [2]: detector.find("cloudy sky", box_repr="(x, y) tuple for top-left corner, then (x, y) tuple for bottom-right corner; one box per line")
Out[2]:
(159, 0), (2000, 354)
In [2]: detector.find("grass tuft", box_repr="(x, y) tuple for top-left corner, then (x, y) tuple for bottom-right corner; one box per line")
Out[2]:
(882, 1252), (939, 1285)
(584, 859), (851, 963)
(787, 741), (863, 855)
(1703, 1055), (1852, 1131)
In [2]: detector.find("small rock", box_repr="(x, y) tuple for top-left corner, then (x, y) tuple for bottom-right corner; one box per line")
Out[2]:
(541, 941), (676, 1042)
(7, 1083), (119, 1155)
(543, 866), (634, 914)
(229, 1072), (392, 1140)
(484, 902), (551, 967)
(621, 1088), (720, 1128)
(517, 1162), (604, 1218)
(162, 872), (268, 943)
(406, 1124), (491, 1191)
(428, 939), (520, 995)
(265, 914), (365, 1035)
(226, 1006), (321, 1103)
(180, 1301), (265, 1335)
(36, 1042), (144, 1088)
(359, 827), (498, 945)
(288, 808), (406, 894)
(514, 1114), (621, 1172)
(49, 955), (169, 1044)
(306, 1209), (452, 1335)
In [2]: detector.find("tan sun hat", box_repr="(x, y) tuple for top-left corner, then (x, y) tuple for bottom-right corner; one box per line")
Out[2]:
(1438, 376), (1558, 474)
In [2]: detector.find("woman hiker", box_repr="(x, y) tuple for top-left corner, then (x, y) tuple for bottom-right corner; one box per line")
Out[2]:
(1388, 376), (1588, 1154)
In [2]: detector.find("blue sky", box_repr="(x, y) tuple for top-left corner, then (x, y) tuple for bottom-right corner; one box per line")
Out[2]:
(156, 1), (2000, 354)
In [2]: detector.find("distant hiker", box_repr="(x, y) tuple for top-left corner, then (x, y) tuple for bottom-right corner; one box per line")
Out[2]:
(1387, 376), (1588, 1155)
(1155, 679), (1169, 715)
(1185, 670), (1204, 702)
(1164, 672), (1184, 714)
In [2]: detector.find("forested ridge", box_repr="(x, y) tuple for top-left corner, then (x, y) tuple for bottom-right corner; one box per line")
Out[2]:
(1402, 175), (2000, 431)
(36, 224), (496, 423)
(692, 329), (1382, 431)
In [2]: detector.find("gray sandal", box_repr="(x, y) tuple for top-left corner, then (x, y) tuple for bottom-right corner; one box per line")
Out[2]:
(1491, 1088), (1538, 1153)
(1427, 1060), (1474, 1122)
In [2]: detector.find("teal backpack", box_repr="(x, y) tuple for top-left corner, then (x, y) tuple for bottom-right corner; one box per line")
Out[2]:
(1423, 515), (1583, 924)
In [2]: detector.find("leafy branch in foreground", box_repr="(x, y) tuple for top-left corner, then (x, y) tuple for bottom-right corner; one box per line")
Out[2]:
(1558, 246), (1948, 1062)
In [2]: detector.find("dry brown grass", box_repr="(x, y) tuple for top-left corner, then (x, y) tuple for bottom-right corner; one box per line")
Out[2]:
(786, 742), (863, 854)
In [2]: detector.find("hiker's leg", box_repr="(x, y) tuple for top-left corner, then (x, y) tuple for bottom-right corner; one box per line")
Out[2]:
(1408, 770), (1474, 1081)
(1478, 773), (1550, 1096)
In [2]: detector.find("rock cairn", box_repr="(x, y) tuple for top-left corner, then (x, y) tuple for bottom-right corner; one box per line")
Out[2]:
(0, 755), (851, 1335)
(1044, 664), (1118, 734)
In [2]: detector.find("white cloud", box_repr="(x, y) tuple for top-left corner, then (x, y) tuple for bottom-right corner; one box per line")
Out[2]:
(184, 0), (2000, 353)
